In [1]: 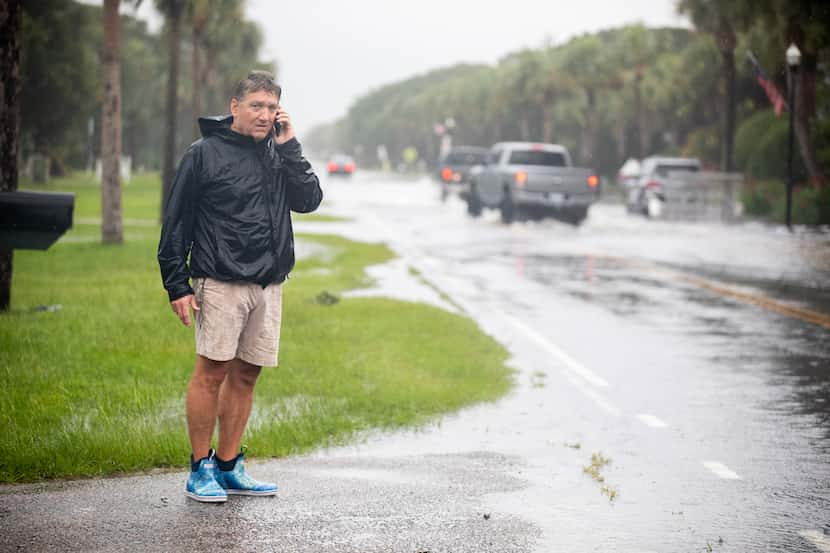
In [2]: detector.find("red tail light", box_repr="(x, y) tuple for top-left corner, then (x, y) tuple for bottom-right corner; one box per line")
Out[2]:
(587, 175), (599, 188)
(345, 163), (355, 173)
(646, 180), (661, 190)
(441, 167), (452, 182)
(514, 171), (528, 187)
(327, 162), (337, 172)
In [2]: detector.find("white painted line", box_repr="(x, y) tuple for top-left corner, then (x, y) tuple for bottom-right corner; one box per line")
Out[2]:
(703, 461), (741, 480)
(799, 530), (830, 552)
(503, 313), (610, 388)
(562, 371), (621, 417)
(637, 414), (668, 428)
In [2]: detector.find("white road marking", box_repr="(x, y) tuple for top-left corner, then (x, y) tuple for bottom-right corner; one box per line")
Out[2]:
(637, 414), (668, 428)
(703, 461), (741, 480)
(503, 313), (610, 388)
(799, 530), (830, 552)
(561, 371), (621, 417)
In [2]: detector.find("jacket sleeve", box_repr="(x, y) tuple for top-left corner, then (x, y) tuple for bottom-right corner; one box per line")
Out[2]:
(157, 144), (201, 302)
(276, 137), (323, 213)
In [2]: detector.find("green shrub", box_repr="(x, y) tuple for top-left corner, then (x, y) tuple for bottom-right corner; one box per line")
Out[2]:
(742, 179), (830, 224)
(735, 109), (806, 181)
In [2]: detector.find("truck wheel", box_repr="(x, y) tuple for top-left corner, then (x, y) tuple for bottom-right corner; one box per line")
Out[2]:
(467, 183), (482, 217)
(563, 206), (588, 226)
(500, 189), (516, 224)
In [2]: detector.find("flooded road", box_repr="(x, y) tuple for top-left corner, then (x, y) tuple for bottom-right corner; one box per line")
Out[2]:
(303, 172), (830, 552)
(2, 171), (828, 553)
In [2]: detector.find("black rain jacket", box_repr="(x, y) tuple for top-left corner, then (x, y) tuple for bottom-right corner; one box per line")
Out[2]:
(158, 115), (323, 302)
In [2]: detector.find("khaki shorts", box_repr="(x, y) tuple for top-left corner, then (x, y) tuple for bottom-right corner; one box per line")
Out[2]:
(193, 277), (283, 367)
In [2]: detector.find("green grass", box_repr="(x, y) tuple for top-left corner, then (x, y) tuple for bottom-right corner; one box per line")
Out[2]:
(0, 173), (512, 482)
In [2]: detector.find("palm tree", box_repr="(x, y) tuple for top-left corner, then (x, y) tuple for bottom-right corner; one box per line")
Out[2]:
(157, 0), (185, 218)
(101, 0), (123, 244)
(0, 0), (22, 310)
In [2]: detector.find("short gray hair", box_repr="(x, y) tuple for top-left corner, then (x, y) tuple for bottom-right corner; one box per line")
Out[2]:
(232, 70), (281, 100)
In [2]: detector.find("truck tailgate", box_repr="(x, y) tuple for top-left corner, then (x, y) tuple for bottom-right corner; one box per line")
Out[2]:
(520, 167), (595, 195)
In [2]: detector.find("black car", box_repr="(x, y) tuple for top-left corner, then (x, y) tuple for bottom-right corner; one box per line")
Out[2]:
(436, 146), (489, 201)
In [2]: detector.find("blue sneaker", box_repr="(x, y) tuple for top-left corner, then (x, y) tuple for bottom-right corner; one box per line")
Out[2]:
(185, 451), (227, 503)
(214, 450), (278, 496)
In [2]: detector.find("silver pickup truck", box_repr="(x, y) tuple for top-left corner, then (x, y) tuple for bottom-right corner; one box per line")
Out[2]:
(466, 142), (598, 225)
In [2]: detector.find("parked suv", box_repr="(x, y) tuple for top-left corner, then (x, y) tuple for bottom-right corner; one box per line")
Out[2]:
(627, 156), (701, 217)
(466, 142), (598, 225)
(436, 146), (489, 201)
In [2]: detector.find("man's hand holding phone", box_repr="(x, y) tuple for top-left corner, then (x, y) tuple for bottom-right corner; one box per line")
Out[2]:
(273, 108), (295, 145)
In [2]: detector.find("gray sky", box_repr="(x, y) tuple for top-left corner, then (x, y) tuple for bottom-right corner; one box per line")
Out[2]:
(130, 0), (689, 135)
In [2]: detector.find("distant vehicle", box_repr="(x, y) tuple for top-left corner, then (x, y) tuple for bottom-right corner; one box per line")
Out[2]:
(436, 146), (489, 201)
(327, 154), (356, 176)
(626, 156), (701, 217)
(466, 142), (598, 225)
(616, 158), (641, 191)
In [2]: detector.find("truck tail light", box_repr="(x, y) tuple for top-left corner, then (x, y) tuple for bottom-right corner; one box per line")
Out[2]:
(514, 171), (528, 187)
(646, 180), (661, 190)
(345, 163), (355, 173)
(327, 162), (337, 172)
(587, 175), (599, 188)
(441, 167), (452, 182)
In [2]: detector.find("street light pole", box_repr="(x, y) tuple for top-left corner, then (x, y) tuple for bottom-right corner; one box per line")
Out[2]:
(785, 43), (801, 231)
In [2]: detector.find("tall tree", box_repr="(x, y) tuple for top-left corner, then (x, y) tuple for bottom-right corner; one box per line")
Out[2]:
(0, 0), (22, 310)
(21, 1), (98, 178)
(190, 0), (208, 139)
(101, 0), (123, 243)
(677, 0), (748, 172)
(158, 0), (185, 218)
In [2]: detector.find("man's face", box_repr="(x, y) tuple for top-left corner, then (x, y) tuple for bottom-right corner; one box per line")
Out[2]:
(230, 89), (280, 142)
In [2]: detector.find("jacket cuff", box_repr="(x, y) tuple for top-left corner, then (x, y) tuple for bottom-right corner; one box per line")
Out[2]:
(168, 284), (194, 303)
(275, 137), (302, 157)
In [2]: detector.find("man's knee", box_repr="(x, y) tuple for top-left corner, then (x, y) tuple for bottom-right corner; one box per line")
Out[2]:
(193, 355), (233, 390)
(231, 359), (262, 389)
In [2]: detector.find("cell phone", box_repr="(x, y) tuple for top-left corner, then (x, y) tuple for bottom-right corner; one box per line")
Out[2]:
(273, 120), (282, 136)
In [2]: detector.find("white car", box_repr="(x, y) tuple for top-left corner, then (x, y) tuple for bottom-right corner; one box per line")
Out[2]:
(626, 156), (701, 217)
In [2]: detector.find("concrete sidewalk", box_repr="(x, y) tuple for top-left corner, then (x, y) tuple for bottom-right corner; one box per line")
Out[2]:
(0, 452), (539, 552)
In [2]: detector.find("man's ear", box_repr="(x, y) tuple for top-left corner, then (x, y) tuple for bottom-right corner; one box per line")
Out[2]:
(229, 97), (239, 117)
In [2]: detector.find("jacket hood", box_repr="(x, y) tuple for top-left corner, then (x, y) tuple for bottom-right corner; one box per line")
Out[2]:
(198, 115), (233, 138)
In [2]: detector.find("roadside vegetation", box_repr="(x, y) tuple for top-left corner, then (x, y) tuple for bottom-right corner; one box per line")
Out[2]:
(0, 173), (512, 483)
(307, 4), (829, 224)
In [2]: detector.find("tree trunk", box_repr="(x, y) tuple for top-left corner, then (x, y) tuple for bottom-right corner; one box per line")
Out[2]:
(616, 110), (627, 163)
(633, 69), (644, 158)
(541, 105), (553, 143)
(192, 22), (203, 140)
(580, 88), (596, 165)
(518, 106), (530, 141)
(161, 0), (183, 219)
(794, 53), (824, 187)
(101, 0), (123, 244)
(0, 0), (22, 311)
(721, 48), (736, 173)
(204, 43), (218, 113)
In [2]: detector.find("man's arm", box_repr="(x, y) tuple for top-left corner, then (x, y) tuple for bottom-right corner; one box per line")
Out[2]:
(158, 144), (200, 307)
(272, 109), (323, 213)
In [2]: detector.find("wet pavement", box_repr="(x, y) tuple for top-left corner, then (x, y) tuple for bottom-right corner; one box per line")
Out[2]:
(2, 171), (829, 552)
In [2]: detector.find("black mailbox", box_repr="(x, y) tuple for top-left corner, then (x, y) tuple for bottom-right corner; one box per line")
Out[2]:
(0, 190), (75, 250)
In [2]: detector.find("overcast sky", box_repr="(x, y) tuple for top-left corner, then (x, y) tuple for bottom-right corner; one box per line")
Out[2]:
(129, 0), (689, 135)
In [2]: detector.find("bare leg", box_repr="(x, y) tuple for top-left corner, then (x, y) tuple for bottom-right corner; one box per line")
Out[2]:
(186, 355), (232, 461)
(216, 358), (262, 461)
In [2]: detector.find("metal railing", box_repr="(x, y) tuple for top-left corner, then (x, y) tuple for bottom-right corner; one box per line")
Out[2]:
(662, 171), (743, 222)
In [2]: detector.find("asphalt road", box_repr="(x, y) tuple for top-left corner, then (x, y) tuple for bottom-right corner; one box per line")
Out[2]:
(2, 171), (829, 553)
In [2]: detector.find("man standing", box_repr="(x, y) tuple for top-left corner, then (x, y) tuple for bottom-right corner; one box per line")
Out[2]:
(158, 70), (322, 503)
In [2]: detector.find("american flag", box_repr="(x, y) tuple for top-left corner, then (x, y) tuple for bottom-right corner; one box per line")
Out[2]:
(746, 50), (787, 116)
